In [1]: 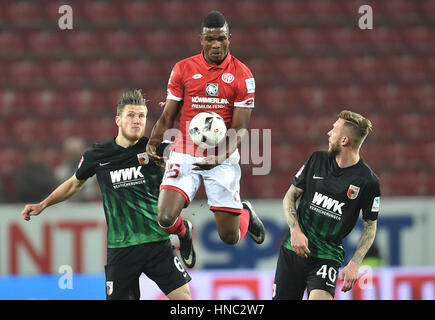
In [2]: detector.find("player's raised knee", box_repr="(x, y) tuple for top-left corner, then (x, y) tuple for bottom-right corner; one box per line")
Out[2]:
(218, 231), (239, 245)
(157, 213), (177, 229)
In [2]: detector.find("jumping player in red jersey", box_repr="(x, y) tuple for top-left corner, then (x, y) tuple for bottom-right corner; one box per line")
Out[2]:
(146, 11), (266, 268)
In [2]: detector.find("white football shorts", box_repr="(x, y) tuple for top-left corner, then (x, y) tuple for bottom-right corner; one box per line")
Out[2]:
(160, 150), (243, 214)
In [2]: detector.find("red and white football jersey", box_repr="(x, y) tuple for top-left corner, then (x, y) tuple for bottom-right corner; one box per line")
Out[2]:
(166, 51), (255, 156)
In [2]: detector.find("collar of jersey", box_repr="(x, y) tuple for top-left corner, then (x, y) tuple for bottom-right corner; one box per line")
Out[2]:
(200, 50), (231, 70)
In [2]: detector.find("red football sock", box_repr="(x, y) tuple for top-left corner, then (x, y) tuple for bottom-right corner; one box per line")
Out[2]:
(160, 216), (186, 237)
(238, 208), (250, 242)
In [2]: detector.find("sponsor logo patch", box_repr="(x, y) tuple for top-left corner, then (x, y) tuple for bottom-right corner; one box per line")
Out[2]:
(372, 196), (380, 212)
(245, 78), (255, 93)
(206, 83), (219, 96)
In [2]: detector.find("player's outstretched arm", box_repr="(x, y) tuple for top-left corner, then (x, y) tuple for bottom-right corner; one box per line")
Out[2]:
(283, 185), (310, 258)
(340, 219), (377, 292)
(21, 174), (87, 221)
(147, 99), (180, 167)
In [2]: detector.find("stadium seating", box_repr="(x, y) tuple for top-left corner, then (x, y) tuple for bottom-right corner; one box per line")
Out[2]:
(0, 0), (434, 201)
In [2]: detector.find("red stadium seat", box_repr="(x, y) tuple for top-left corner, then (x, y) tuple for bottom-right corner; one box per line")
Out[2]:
(305, 0), (343, 17)
(5, 1), (44, 27)
(412, 84), (435, 111)
(0, 120), (11, 147)
(0, 149), (22, 175)
(195, 2), (232, 20)
(254, 85), (287, 114)
(88, 118), (117, 143)
(62, 89), (110, 117)
(8, 61), (45, 87)
(12, 89), (66, 118)
(361, 142), (398, 171)
(374, 84), (414, 112)
(248, 117), (281, 145)
(160, 1), (195, 26)
(43, 147), (65, 168)
(383, 170), (426, 196)
(123, 59), (164, 85)
(64, 32), (103, 58)
(0, 32), (25, 58)
(137, 29), (178, 56)
(80, 1), (121, 27)
(120, 1), (159, 26)
(326, 27), (368, 55)
(46, 60), (86, 86)
(274, 57), (316, 84)
(423, 172), (435, 195)
(0, 90), (16, 119)
(399, 142), (435, 171)
(289, 28), (329, 53)
(387, 55), (427, 82)
(11, 119), (49, 145)
(269, 1), (309, 23)
(253, 28), (289, 55)
(310, 56), (353, 83)
(84, 60), (123, 86)
(348, 56), (391, 82)
(49, 119), (91, 144)
(26, 31), (65, 58)
(101, 31), (140, 57)
(364, 27), (401, 53)
(232, 2), (270, 25)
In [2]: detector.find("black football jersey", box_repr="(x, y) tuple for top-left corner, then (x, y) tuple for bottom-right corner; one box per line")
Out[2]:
(75, 137), (170, 248)
(284, 150), (381, 265)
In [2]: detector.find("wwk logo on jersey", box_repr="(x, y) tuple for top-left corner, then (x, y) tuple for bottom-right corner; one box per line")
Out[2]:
(110, 166), (145, 189)
(206, 83), (219, 96)
(310, 192), (345, 220)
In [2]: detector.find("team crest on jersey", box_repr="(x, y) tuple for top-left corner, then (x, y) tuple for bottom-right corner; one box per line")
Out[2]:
(137, 152), (149, 165)
(206, 83), (219, 96)
(221, 73), (234, 83)
(347, 184), (360, 199)
(106, 281), (113, 295)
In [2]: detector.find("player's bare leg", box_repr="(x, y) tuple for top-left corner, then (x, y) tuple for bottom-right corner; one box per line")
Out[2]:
(214, 211), (241, 244)
(308, 289), (333, 300)
(213, 201), (266, 245)
(158, 188), (196, 268)
(157, 188), (186, 228)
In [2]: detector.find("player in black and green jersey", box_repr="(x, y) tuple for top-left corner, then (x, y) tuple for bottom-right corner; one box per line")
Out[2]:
(21, 90), (192, 300)
(273, 110), (380, 300)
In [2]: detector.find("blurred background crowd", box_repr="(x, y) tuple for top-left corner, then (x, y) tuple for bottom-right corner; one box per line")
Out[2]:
(0, 0), (434, 203)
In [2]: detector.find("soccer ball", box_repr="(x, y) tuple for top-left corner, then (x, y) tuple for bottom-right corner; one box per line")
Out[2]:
(189, 112), (227, 149)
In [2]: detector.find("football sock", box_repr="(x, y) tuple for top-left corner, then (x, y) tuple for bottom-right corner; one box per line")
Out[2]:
(238, 208), (250, 242)
(159, 216), (186, 237)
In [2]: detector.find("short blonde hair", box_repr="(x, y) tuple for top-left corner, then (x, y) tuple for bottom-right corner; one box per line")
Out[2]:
(117, 89), (147, 116)
(338, 110), (372, 149)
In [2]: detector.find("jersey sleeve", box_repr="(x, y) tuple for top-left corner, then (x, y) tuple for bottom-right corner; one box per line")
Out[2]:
(156, 141), (172, 157)
(361, 178), (381, 221)
(291, 152), (316, 191)
(75, 147), (97, 180)
(166, 62), (184, 101)
(234, 65), (255, 109)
